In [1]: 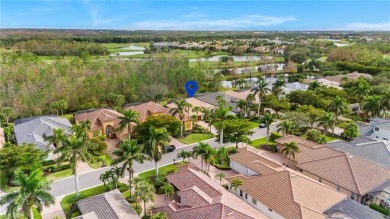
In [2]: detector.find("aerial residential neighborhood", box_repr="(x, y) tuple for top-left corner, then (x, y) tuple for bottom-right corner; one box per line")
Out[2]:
(1, 1), (390, 219)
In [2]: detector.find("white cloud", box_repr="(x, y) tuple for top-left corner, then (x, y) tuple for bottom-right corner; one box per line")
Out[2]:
(128, 15), (296, 30)
(336, 22), (390, 31)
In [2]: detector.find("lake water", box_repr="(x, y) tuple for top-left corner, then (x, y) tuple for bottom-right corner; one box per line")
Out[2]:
(189, 55), (272, 62)
(216, 63), (285, 74)
(109, 45), (145, 56)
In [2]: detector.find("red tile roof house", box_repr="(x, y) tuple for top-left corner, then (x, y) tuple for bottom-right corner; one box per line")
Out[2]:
(275, 135), (390, 204)
(227, 147), (347, 219)
(152, 165), (268, 219)
(125, 101), (194, 131)
(74, 108), (130, 141)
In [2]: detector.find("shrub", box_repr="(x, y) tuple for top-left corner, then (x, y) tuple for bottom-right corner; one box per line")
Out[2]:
(51, 164), (72, 172)
(213, 163), (231, 170)
(227, 148), (237, 155)
(270, 132), (283, 141)
(42, 160), (56, 166)
(98, 135), (106, 141)
(90, 137), (101, 143)
(117, 183), (128, 193)
(94, 141), (108, 155)
(261, 144), (278, 153)
(369, 203), (389, 215)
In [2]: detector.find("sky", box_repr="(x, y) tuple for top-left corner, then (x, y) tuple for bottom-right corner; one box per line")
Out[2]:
(1, 1), (390, 31)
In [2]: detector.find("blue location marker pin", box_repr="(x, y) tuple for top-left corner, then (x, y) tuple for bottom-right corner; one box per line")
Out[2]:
(185, 80), (198, 98)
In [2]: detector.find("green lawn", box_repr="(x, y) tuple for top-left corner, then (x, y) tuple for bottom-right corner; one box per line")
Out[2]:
(326, 135), (341, 142)
(61, 184), (107, 216)
(45, 169), (73, 181)
(138, 164), (179, 184)
(177, 133), (212, 144)
(247, 120), (259, 129)
(249, 137), (276, 148)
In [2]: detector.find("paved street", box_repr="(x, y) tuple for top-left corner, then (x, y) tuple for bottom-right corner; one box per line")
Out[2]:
(0, 123), (277, 215)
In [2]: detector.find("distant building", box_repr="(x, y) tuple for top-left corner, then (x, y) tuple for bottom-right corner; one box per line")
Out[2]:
(271, 47), (285, 55)
(323, 72), (372, 83)
(75, 189), (140, 219)
(14, 116), (72, 160)
(359, 117), (390, 142)
(282, 82), (309, 94)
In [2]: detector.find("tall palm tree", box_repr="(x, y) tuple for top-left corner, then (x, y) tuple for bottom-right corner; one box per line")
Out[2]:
(110, 166), (123, 189)
(203, 146), (215, 174)
(202, 107), (214, 136)
(251, 78), (270, 115)
(192, 106), (202, 124)
(216, 147), (228, 165)
(178, 150), (188, 163)
(118, 110), (139, 140)
(45, 128), (66, 148)
(215, 172), (226, 185)
(277, 120), (294, 136)
(236, 99), (247, 118)
(161, 183), (174, 198)
(100, 170), (114, 190)
(144, 126), (170, 176)
(3, 124), (13, 142)
(316, 112), (336, 136)
(246, 93), (255, 115)
(0, 169), (55, 219)
(192, 142), (211, 171)
(272, 76), (286, 98)
(136, 181), (155, 216)
(54, 132), (96, 195)
(112, 139), (147, 196)
(260, 113), (274, 146)
(230, 178), (243, 192)
(170, 100), (191, 137)
(328, 96), (348, 120)
(352, 80), (371, 113)
(363, 95), (382, 117)
(214, 102), (234, 146)
(308, 80), (322, 93)
(281, 141), (300, 166)
(72, 121), (91, 139)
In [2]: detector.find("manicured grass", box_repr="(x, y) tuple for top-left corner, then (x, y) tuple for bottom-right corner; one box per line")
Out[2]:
(138, 164), (179, 184)
(249, 137), (276, 148)
(60, 114), (74, 121)
(61, 184), (107, 216)
(88, 154), (113, 169)
(45, 169), (73, 181)
(326, 135), (341, 142)
(177, 133), (212, 144)
(247, 120), (260, 129)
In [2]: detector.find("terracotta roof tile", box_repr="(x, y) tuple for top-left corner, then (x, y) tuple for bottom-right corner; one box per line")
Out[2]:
(296, 154), (390, 195)
(124, 102), (171, 122)
(230, 147), (282, 169)
(178, 186), (213, 207)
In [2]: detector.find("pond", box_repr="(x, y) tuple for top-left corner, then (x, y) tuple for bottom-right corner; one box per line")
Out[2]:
(216, 63), (285, 74)
(189, 55), (272, 62)
(109, 45), (145, 56)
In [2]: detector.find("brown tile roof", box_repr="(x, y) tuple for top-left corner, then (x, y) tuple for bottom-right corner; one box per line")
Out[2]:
(276, 135), (343, 163)
(227, 170), (346, 219)
(166, 98), (217, 118)
(74, 108), (128, 133)
(225, 90), (259, 104)
(124, 102), (171, 122)
(324, 72), (372, 83)
(296, 154), (390, 195)
(159, 168), (268, 219)
(229, 147), (282, 170)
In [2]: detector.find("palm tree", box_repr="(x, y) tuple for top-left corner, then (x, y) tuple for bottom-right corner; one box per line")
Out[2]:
(363, 95), (382, 117)
(170, 100), (191, 137)
(136, 182), (155, 216)
(72, 121), (91, 139)
(54, 132), (96, 195)
(236, 78), (247, 89)
(230, 178), (243, 193)
(328, 96), (348, 120)
(144, 126), (170, 176)
(161, 183), (174, 198)
(316, 112), (336, 136)
(100, 170), (114, 190)
(112, 139), (147, 196)
(2, 107), (14, 124)
(281, 141), (300, 166)
(132, 177), (145, 208)
(246, 93), (255, 115)
(260, 113), (274, 146)
(381, 89), (390, 117)
(45, 128), (66, 148)
(215, 172), (226, 185)
(272, 76), (286, 98)
(308, 80), (322, 93)
(236, 99), (247, 118)
(216, 147), (228, 165)
(0, 169), (55, 219)
(202, 107), (214, 136)
(3, 124), (13, 142)
(214, 101), (234, 146)
(203, 146), (215, 174)
(352, 80), (371, 113)
(118, 110), (139, 140)
(110, 166), (123, 189)
(192, 106), (202, 124)
(277, 120), (294, 136)
(178, 150), (188, 162)
(342, 123), (359, 142)
(251, 78), (270, 115)
(192, 142), (209, 171)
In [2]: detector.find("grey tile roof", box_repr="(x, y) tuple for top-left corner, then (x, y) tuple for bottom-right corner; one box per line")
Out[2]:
(351, 136), (378, 144)
(14, 116), (72, 151)
(358, 123), (374, 137)
(77, 189), (140, 219)
(327, 140), (390, 168)
(195, 92), (238, 112)
(282, 82), (309, 93)
(369, 118), (390, 131)
(325, 199), (390, 219)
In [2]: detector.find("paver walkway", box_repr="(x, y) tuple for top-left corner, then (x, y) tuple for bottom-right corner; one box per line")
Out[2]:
(197, 121), (217, 135)
(41, 196), (65, 219)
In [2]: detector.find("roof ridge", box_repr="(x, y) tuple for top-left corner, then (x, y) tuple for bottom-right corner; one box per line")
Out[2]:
(286, 171), (304, 219)
(296, 153), (345, 165)
(343, 154), (361, 194)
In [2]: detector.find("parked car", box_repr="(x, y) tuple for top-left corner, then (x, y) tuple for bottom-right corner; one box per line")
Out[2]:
(166, 145), (176, 153)
(259, 123), (266, 128)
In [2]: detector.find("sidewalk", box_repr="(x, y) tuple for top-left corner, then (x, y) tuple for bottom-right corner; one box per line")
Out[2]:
(41, 196), (66, 219)
(77, 161), (94, 174)
(197, 121), (217, 135)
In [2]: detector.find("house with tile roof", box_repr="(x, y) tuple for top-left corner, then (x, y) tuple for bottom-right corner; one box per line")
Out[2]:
(74, 108), (129, 140)
(75, 189), (140, 219)
(194, 92), (238, 114)
(227, 147), (347, 219)
(275, 135), (390, 203)
(324, 199), (390, 219)
(327, 137), (390, 168)
(166, 98), (216, 121)
(14, 115), (72, 160)
(153, 166), (268, 219)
